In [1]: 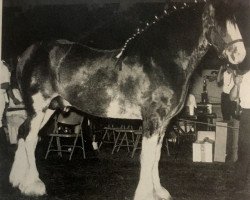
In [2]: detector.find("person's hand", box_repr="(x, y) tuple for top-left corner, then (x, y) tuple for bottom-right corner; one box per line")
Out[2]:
(13, 98), (22, 105)
(234, 75), (243, 86)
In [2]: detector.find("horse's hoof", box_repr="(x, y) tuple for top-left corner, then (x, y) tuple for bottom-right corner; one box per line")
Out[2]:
(161, 197), (173, 200)
(155, 187), (172, 200)
(19, 179), (46, 196)
(9, 177), (20, 188)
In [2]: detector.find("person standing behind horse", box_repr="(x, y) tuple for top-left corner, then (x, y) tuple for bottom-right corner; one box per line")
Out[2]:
(217, 63), (236, 121)
(230, 66), (250, 192)
(0, 60), (21, 149)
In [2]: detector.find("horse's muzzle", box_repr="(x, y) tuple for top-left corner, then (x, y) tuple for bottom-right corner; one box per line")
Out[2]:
(224, 42), (246, 64)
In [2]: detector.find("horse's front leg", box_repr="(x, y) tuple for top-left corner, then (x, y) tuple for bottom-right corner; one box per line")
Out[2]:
(134, 127), (171, 200)
(152, 127), (171, 200)
(134, 134), (158, 200)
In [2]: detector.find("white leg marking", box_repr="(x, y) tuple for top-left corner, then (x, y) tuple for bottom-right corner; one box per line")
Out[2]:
(134, 134), (158, 200)
(10, 99), (54, 193)
(19, 111), (46, 196)
(9, 139), (28, 187)
(13, 92), (53, 196)
(152, 133), (171, 200)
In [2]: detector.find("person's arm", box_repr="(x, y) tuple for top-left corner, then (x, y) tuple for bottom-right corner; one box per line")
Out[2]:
(217, 65), (224, 84)
(230, 75), (242, 101)
(230, 85), (239, 101)
(0, 82), (10, 90)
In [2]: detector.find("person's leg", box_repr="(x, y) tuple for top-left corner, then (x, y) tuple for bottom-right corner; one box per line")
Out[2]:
(0, 93), (6, 128)
(221, 92), (231, 121)
(234, 152), (249, 189)
(230, 100), (237, 120)
(234, 109), (250, 190)
(0, 95), (8, 159)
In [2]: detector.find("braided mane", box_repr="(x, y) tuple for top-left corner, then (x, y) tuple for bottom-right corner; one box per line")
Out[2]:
(116, 0), (236, 60)
(116, 1), (206, 59)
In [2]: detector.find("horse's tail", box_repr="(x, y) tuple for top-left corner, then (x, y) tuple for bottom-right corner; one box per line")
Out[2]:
(16, 43), (41, 89)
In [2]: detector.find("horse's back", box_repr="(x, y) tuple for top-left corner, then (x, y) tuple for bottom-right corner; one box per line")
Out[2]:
(17, 39), (185, 122)
(17, 40), (121, 114)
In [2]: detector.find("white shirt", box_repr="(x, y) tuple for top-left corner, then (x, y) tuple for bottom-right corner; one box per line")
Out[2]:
(239, 70), (250, 109)
(223, 70), (234, 94)
(186, 94), (197, 116)
(0, 62), (11, 102)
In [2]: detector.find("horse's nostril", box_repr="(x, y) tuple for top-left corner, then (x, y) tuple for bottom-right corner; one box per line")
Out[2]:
(236, 48), (246, 63)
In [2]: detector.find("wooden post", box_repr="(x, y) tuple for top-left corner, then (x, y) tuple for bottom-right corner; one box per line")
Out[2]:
(231, 119), (239, 162)
(214, 120), (239, 162)
(214, 121), (228, 162)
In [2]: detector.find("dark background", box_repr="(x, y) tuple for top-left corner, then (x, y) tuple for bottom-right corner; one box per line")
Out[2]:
(2, 0), (250, 69)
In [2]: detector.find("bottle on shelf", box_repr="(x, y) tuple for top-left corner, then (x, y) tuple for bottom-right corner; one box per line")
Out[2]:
(201, 78), (209, 103)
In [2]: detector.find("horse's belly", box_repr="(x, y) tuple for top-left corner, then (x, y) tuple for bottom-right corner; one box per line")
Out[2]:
(60, 60), (150, 119)
(106, 99), (142, 119)
(61, 89), (143, 120)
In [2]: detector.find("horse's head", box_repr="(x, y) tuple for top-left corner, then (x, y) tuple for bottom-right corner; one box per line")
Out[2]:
(203, 0), (246, 64)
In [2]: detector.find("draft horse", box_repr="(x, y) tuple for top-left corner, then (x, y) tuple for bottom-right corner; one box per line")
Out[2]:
(9, 0), (245, 199)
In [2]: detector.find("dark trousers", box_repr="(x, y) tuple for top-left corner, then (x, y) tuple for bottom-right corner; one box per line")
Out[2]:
(0, 127), (9, 160)
(235, 109), (250, 184)
(221, 92), (236, 121)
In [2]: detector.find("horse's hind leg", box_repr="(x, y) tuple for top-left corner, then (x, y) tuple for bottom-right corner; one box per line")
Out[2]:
(19, 111), (46, 195)
(9, 127), (29, 188)
(10, 93), (55, 196)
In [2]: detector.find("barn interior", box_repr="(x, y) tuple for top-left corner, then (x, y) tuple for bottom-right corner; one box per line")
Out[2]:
(0, 0), (250, 200)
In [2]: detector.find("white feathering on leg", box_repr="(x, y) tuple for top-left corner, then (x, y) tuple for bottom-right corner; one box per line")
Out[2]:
(9, 139), (28, 187)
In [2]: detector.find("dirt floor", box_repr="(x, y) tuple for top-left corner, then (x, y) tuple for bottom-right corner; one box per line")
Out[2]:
(0, 131), (250, 200)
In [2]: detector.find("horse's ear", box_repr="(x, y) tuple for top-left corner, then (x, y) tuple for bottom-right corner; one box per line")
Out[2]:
(207, 4), (215, 18)
(202, 2), (215, 27)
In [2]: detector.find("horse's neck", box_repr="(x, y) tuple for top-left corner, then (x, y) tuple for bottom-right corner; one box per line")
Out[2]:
(168, 35), (209, 119)
(183, 34), (209, 93)
(186, 36), (209, 76)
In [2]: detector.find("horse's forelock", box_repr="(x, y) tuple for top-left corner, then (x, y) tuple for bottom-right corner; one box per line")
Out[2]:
(210, 0), (236, 29)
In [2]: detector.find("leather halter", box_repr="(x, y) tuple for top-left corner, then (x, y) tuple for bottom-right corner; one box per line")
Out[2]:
(206, 23), (243, 59)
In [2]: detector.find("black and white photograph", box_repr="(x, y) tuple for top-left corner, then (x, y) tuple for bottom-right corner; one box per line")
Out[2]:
(0, 0), (250, 199)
